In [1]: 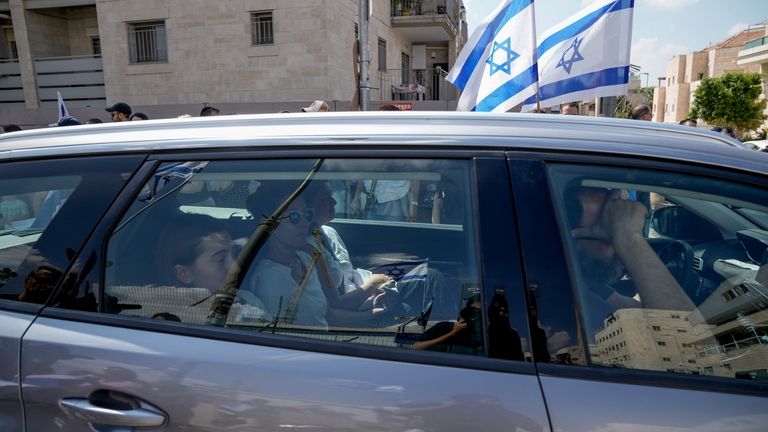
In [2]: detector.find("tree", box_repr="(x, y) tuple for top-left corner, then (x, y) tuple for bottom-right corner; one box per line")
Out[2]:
(689, 72), (767, 134)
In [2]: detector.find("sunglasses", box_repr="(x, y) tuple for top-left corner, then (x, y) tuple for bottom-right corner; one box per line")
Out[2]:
(280, 208), (315, 225)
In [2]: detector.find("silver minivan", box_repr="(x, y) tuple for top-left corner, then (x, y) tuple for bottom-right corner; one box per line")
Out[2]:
(1, 113), (766, 432)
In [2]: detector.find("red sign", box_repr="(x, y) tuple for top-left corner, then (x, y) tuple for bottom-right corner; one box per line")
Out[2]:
(379, 102), (413, 111)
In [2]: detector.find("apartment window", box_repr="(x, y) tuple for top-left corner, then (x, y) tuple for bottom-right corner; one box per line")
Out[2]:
(128, 21), (167, 64)
(652, 325), (661, 331)
(676, 329), (687, 333)
(657, 341), (667, 346)
(250, 11), (274, 46)
(697, 72), (704, 80)
(91, 37), (101, 56)
(378, 38), (387, 71)
(401, 52), (410, 84)
(9, 41), (17, 59)
(662, 357), (671, 362)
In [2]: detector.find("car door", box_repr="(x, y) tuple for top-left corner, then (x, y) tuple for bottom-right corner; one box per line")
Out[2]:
(21, 150), (552, 432)
(508, 152), (768, 432)
(0, 155), (145, 431)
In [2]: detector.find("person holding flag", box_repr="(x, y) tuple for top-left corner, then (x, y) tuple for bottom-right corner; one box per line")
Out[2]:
(50, 91), (81, 127)
(446, 0), (538, 113)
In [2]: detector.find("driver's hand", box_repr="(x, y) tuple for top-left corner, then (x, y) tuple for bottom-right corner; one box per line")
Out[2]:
(572, 190), (647, 244)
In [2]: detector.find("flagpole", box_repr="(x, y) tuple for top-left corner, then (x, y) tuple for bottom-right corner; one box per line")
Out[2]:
(532, 0), (540, 113)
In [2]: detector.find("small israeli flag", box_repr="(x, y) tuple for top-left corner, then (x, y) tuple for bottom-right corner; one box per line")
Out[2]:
(446, 0), (538, 112)
(522, 0), (634, 111)
(57, 91), (71, 121)
(370, 259), (428, 283)
(139, 161), (209, 202)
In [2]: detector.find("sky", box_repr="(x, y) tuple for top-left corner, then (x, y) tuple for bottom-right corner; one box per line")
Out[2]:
(463, 0), (767, 86)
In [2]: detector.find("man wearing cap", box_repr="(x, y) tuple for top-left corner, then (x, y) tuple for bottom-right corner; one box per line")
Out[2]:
(301, 100), (330, 112)
(105, 102), (132, 122)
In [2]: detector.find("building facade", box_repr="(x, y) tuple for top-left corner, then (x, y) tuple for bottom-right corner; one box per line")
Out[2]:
(737, 21), (768, 132)
(0, 0), (467, 127)
(652, 26), (765, 125)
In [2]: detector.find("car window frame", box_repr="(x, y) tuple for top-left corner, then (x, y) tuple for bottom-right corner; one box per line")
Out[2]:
(41, 147), (537, 375)
(507, 149), (768, 397)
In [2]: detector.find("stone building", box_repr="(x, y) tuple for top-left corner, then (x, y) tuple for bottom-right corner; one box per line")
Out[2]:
(652, 26), (765, 125)
(0, 0), (467, 127)
(737, 21), (768, 131)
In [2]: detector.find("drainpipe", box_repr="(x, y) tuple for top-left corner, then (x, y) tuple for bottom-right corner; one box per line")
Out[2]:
(357, 0), (370, 111)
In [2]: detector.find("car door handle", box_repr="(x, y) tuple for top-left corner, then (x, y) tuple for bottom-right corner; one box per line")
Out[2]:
(59, 398), (167, 428)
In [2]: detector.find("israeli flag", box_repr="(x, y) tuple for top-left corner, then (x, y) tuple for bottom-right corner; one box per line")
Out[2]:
(56, 91), (71, 120)
(370, 259), (428, 283)
(446, 0), (537, 112)
(522, 0), (634, 112)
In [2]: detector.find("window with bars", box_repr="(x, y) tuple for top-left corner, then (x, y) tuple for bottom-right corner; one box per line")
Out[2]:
(91, 37), (101, 56)
(250, 11), (274, 46)
(128, 21), (167, 64)
(378, 38), (387, 72)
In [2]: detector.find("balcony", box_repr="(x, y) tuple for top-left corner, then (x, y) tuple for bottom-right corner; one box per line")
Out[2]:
(391, 0), (459, 42)
(35, 55), (105, 107)
(377, 67), (458, 102)
(737, 35), (768, 67)
(24, 0), (95, 9)
(0, 60), (25, 107)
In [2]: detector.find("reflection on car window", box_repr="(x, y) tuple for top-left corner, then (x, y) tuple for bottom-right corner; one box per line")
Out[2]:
(104, 159), (520, 359)
(550, 165), (768, 382)
(0, 157), (141, 305)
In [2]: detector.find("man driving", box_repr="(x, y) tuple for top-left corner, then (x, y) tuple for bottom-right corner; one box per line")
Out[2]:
(568, 187), (693, 330)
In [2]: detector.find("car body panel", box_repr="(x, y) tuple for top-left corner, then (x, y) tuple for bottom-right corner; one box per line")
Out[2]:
(539, 374), (768, 432)
(21, 318), (551, 432)
(0, 310), (33, 432)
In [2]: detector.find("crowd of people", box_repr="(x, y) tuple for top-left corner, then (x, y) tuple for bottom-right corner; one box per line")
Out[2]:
(0, 99), (343, 133)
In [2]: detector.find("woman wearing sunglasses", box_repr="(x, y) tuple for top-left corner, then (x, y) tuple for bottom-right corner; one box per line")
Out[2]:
(245, 182), (383, 330)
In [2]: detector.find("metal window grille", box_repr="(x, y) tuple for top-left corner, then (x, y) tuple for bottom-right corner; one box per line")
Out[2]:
(128, 21), (167, 64)
(91, 37), (101, 56)
(401, 52), (410, 84)
(378, 38), (387, 72)
(251, 12), (274, 45)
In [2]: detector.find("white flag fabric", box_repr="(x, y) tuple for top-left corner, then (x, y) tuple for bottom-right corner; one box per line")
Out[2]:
(56, 91), (71, 121)
(446, 0), (537, 112)
(521, 0), (634, 112)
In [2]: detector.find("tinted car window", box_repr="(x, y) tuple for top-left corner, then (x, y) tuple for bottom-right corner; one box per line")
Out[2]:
(549, 164), (768, 381)
(103, 158), (506, 357)
(0, 156), (143, 306)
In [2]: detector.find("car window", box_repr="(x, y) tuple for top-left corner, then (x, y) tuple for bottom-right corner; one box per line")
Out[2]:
(0, 156), (143, 306)
(102, 158), (509, 358)
(549, 164), (768, 382)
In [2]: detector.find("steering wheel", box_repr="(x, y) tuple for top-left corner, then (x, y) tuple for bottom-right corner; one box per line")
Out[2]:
(656, 239), (696, 295)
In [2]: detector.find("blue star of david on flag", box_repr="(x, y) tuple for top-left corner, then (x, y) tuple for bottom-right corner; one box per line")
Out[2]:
(486, 38), (519, 77)
(556, 37), (585, 75)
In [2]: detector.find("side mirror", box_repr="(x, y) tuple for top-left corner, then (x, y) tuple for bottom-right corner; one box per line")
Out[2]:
(651, 206), (720, 242)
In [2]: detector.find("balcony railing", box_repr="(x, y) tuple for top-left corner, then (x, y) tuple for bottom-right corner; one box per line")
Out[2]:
(0, 60), (25, 106)
(377, 67), (458, 102)
(744, 36), (768, 50)
(391, 0), (457, 24)
(35, 54), (105, 106)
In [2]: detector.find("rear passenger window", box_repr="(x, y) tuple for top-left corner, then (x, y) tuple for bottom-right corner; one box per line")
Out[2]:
(549, 164), (768, 382)
(0, 157), (142, 306)
(104, 159), (515, 358)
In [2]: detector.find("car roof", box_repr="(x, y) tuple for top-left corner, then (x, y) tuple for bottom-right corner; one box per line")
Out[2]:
(0, 112), (766, 175)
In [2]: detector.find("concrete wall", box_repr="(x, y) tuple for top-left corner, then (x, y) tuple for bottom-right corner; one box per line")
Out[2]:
(25, 9), (70, 58)
(685, 51), (708, 83)
(96, 0), (339, 106)
(665, 55), (685, 86)
(712, 45), (761, 77)
(66, 6), (99, 56)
